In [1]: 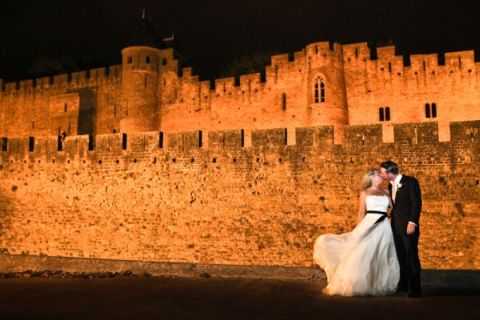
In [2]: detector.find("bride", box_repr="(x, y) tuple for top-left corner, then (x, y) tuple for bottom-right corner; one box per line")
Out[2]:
(312, 168), (400, 296)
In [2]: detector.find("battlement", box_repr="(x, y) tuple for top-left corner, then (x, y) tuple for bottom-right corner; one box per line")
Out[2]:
(0, 65), (122, 95)
(1, 120), (478, 167)
(343, 42), (479, 78)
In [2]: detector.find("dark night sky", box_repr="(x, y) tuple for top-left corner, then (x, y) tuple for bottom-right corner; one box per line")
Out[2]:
(0, 0), (479, 81)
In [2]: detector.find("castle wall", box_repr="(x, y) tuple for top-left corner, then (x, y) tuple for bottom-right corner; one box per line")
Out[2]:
(159, 41), (348, 143)
(2, 41), (480, 142)
(0, 66), (122, 138)
(343, 44), (480, 131)
(0, 121), (478, 269)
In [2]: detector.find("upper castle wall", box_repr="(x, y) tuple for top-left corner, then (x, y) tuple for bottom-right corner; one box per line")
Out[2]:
(0, 65), (122, 138)
(2, 40), (480, 141)
(159, 41), (348, 144)
(343, 43), (480, 126)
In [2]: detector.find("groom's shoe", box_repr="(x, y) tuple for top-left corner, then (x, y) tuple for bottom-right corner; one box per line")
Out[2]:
(407, 276), (422, 298)
(407, 290), (422, 298)
(396, 282), (408, 293)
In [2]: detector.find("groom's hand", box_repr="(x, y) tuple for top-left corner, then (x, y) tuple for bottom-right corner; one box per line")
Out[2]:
(406, 223), (416, 235)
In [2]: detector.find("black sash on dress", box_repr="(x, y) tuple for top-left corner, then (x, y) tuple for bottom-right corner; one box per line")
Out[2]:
(366, 210), (388, 224)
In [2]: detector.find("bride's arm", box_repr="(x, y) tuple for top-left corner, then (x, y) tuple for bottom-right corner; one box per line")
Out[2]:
(357, 191), (366, 224)
(385, 190), (393, 218)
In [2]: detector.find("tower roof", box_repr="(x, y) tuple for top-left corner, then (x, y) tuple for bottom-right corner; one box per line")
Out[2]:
(126, 9), (165, 48)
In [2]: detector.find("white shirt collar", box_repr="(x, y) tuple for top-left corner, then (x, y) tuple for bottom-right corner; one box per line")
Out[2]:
(392, 174), (403, 186)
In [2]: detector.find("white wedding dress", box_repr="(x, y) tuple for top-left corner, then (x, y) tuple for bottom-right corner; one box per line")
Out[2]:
(313, 195), (400, 296)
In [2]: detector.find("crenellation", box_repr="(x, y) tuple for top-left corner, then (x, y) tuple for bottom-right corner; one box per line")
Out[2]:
(239, 73), (262, 93)
(214, 77), (235, 96)
(181, 67), (193, 79)
(1, 122), (475, 163)
(343, 42), (370, 62)
(293, 49), (306, 64)
(445, 50), (475, 71)
(271, 53), (289, 66)
(376, 45), (396, 60)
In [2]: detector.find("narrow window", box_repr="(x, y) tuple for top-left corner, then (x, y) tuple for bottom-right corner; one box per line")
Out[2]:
(320, 81), (326, 102)
(1, 137), (8, 152)
(423, 61), (426, 71)
(240, 129), (245, 147)
(127, 56), (133, 64)
(29, 137), (35, 152)
(355, 47), (359, 58)
(314, 78), (325, 103)
(284, 128), (288, 145)
(388, 62), (392, 73)
(57, 135), (63, 151)
(281, 93), (287, 111)
(64, 103), (68, 112)
(385, 107), (391, 121)
(379, 108), (385, 121)
(198, 130), (203, 148)
(146, 56), (151, 64)
(162, 58), (167, 66)
(122, 133), (128, 150)
(458, 57), (462, 69)
(159, 131), (164, 148)
(274, 65), (279, 82)
(431, 103), (437, 118)
(425, 103), (431, 118)
(88, 134), (95, 151)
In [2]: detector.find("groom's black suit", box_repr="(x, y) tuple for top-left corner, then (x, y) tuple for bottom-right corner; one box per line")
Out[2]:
(388, 175), (422, 296)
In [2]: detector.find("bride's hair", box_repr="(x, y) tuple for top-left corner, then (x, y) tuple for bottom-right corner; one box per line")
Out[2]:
(361, 168), (380, 191)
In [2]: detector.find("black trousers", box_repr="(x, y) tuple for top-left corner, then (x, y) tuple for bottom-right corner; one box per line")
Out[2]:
(392, 224), (422, 293)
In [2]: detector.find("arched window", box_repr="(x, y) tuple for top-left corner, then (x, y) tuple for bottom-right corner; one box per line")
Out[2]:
(314, 78), (326, 103)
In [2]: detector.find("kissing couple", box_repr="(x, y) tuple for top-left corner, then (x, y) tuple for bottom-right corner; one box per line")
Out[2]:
(313, 160), (422, 298)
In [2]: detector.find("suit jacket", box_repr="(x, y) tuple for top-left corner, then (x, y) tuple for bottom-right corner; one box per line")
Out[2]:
(388, 175), (422, 232)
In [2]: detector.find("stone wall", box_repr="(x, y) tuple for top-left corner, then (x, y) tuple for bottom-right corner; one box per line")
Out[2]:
(0, 121), (478, 270)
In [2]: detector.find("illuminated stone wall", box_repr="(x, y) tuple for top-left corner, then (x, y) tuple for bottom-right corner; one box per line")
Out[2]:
(0, 121), (478, 270)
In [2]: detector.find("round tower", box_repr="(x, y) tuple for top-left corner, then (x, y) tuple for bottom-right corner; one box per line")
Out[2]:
(120, 46), (162, 132)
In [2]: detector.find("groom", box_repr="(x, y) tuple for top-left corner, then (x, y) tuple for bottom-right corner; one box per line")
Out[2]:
(380, 160), (422, 298)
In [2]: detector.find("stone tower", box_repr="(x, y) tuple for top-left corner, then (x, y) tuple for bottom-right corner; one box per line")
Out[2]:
(120, 46), (162, 132)
(120, 11), (162, 133)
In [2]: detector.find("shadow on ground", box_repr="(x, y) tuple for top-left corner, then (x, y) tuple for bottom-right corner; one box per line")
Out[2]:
(0, 269), (478, 320)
